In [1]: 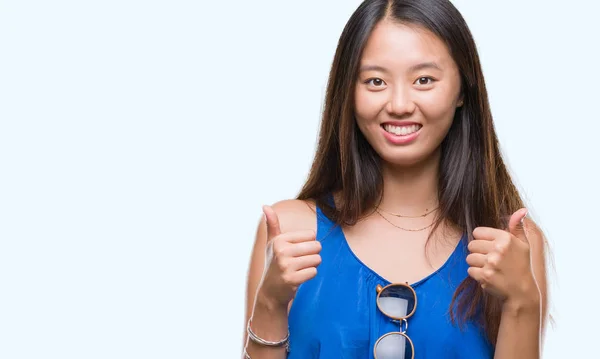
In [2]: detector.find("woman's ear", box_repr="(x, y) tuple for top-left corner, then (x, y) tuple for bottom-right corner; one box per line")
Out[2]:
(456, 94), (464, 107)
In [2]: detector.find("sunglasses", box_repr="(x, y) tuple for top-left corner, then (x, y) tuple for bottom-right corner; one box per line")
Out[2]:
(374, 283), (417, 359)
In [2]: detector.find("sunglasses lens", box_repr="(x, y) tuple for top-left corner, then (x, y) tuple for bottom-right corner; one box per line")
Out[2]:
(374, 332), (413, 359)
(377, 285), (416, 319)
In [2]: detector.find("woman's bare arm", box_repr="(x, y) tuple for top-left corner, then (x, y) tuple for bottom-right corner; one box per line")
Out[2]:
(493, 218), (548, 359)
(242, 200), (316, 359)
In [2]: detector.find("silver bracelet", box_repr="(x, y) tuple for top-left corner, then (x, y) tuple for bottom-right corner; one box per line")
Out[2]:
(244, 344), (289, 359)
(246, 317), (290, 351)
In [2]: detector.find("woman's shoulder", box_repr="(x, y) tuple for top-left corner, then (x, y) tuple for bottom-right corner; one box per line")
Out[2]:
(269, 198), (318, 233)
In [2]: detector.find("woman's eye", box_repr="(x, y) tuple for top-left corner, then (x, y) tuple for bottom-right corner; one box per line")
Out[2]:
(366, 78), (386, 87)
(415, 77), (435, 85)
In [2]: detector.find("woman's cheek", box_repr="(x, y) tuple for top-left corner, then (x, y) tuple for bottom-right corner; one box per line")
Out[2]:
(355, 93), (385, 123)
(416, 93), (458, 123)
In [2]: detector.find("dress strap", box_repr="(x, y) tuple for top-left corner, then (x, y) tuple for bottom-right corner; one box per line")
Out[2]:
(315, 195), (338, 243)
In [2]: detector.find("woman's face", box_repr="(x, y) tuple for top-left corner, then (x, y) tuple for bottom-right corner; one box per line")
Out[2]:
(354, 20), (463, 167)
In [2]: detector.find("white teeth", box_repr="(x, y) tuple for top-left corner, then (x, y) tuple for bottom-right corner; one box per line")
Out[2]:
(383, 124), (421, 136)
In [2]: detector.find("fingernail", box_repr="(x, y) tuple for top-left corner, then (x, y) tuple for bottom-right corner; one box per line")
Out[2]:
(520, 208), (528, 224)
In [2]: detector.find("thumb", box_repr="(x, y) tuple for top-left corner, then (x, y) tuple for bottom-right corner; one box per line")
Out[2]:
(508, 208), (528, 242)
(262, 205), (281, 241)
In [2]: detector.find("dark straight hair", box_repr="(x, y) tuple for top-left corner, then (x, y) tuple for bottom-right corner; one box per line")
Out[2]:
(297, 0), (525, 346)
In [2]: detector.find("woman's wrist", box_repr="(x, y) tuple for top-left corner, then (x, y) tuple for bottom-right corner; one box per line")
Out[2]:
(255, 289), (289, 314)
(502, 286), (541, 317)
(247, 290), (289, 343)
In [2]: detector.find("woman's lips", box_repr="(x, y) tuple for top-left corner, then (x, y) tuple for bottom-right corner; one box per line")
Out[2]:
(380, 123), (422, 145)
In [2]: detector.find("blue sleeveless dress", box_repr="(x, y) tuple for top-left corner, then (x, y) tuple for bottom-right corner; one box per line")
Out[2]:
(287, 204), (493, 358)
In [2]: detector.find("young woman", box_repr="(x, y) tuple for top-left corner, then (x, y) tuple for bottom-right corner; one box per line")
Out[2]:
(243, 0), (548, 358)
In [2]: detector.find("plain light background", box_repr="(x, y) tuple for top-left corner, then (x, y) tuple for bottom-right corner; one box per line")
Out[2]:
(1, 0), (598, 358)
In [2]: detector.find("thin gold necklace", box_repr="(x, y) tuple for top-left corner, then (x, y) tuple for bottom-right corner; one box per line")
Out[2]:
(375, 208), (435, 232)
(376, 205), (439, 218)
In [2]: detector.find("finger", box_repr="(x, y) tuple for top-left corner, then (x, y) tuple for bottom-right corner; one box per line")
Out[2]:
(263, 205), (282, 241)
(289, 267), (318, 285)
(467, 267), (484, 282)
(472, 226), (504, 241)
(508, 208), (528, 243)
(288, 240), (321, 257)
(290, 254), (322, 270)
(486, 252), (502, 268)
(466, 253), (486, 268)
(467, 267), (496, 284)
(278, 230), (317, 244)
(467, 239), (495, 254)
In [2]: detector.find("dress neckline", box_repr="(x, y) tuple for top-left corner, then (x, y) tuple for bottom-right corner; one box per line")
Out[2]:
(334, 224), (466, 288)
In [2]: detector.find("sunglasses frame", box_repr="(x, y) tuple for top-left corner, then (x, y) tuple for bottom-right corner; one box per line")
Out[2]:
(373, 282), (417, 359)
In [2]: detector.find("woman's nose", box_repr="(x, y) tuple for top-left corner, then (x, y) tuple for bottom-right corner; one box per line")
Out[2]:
(386, 86), (416, 117)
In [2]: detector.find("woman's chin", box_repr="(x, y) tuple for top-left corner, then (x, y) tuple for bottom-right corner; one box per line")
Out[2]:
(377, 147), (439, 168)
(382, 157), (423, 168)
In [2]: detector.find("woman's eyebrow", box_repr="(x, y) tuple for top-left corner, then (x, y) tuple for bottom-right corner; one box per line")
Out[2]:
(359, 62), (443, 73)
(359, 64), (390, 73)
(408, 61), (443, 72)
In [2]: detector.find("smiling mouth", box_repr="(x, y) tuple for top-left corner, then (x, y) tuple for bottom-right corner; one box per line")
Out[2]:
(382, 123), (422, 136)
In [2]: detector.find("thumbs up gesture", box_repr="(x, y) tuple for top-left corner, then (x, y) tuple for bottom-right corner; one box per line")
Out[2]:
(257, 205), (322, 309)
(466, 209), (540, 306)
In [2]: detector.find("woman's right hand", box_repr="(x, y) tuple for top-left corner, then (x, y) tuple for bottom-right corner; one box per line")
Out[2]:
(256, 205), (322, 310)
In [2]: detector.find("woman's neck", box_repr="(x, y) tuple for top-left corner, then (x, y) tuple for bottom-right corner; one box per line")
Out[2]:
(378, 149), (441, 216)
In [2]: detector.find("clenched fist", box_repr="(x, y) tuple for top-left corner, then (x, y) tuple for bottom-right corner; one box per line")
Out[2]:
(467, 208), (541, 307)
(257, 205), (322, 309)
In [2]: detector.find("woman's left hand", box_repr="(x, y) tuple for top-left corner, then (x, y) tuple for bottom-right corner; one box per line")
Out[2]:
(466, 208), (541, 309)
